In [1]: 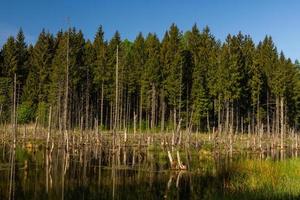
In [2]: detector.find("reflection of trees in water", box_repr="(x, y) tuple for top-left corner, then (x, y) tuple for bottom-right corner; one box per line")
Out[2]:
(0, 140), (300, 199)
(8, 145), (15, 200)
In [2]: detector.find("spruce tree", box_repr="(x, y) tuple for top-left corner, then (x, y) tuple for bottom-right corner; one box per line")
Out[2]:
(144, 33), (160, 129)
(106, 31), (122, 130)
(162, 24), (183, 129)
(131, 33), (146, 131)
(93, 26), (107, 128)
(83, 40), (95, 129)
(2, 36), (17, 77)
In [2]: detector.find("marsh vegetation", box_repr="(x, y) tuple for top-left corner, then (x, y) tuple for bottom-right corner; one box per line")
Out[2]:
(0, 125), (300, 199)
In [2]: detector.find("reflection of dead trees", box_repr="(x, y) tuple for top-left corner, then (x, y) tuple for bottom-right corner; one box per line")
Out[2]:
(61, 154), (65, 200)
(46, 151), (49, 193)
(9, 74), (17, 200)
(98, 145), (102, 186)
(61, 146), (69, 200)
(176, 170), (185, 188)
(164, 170), (186, 199)
(111, 154), (116, 200)
(8, 145), (15, 200)
(45, 141), (54, 193)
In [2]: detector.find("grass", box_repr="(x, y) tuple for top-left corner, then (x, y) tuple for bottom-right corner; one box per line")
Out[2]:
(223, 158), (300, 199)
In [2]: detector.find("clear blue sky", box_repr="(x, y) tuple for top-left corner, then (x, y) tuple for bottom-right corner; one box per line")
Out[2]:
(0, 0), (299, 61)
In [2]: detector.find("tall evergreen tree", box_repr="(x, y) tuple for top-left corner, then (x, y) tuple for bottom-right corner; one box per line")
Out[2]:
(15, 28), (28, 86)
(93, 26), (107, 128)
(144, 33), (160, 129)
(131, 33), (146, 131)
(161, 24), (183, 129)
(83, 40), (95, 129)
(2, 36), (17, 77)
(106, 31), (122, 130)
(188, 25), (217, 130)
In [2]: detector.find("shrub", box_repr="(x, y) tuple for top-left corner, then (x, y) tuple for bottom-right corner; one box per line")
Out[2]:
(17, 101), (36, 123)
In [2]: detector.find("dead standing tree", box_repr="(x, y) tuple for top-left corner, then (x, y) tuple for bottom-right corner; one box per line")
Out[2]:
(12, 73), (17, 147)
(113, 45), (119, 150)
(63, 23), (70, 151)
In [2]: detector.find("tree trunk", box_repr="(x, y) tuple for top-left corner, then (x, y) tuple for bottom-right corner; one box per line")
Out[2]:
(267, 90), (270, 134)
(280, 96), (284, 149)
(110, 102), (113, 131)
(13, 74), (17, 145)
(114, 45), (119, 142)
(151, 83), (156, 129)
(257, 93), (260, 134)
(125, 92), (129, 132)
(133, 112), (137, 136)
(173, 108), (177, 131)
(276, 96), (280, 135)
(100, 82), (104, 130)
(230, 100), (234, 134)
(186, 86), (189, 129)
(225, 100), (229, 133)
(206, 111), (210, 132)
(139, 87), (143, 133)
(241, 116), (244, 134)
(161, 89), (165, 132)
(63, 30), (69, 132)
(47, 106), (52, 148)
(118, 78), (121, 131)
(252, 106), (255, 134)
(235, 106), (239, 134)
(218, 96), (221, 131)
(85, 73), (89, 130)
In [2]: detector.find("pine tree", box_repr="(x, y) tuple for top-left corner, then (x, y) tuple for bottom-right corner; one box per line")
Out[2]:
(49, 30), (71, 129)
(83, 40), (95, 129)
(144, 33), (160, 129)
(259, 36), (279, 133)
(20, 30), (54, 124)
(294, 62), (300, 128)
(15, 28), (28, 86)
(188, 25), (217, 131)
(106, 31), (122, 130)
(131, 33), (146, 131)
(162, 24), (183, 129)
(219, 34), (245, 132)
(247, 40), (265, 133)
(93, 26), (107, 128)
(18, 46), (37, 123)
(34, 30), (54, 103)
(1, 37), (17, 121)
(122, 39), (134, 130)
(2, 36), (17, 78)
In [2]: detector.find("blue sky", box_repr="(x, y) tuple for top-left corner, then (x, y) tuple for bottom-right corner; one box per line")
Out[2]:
(0, 0), (299, 61)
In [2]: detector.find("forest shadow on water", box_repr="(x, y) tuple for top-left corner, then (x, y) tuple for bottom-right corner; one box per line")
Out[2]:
(0, 139), (300, 200)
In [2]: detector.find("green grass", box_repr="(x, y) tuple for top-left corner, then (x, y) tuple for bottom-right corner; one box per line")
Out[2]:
(224, 158), (300, 199)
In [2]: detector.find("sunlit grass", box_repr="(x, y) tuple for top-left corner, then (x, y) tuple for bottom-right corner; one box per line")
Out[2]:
(226, 158), (300, 198)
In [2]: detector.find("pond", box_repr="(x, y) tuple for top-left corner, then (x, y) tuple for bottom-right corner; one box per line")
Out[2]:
(0, 143), (300, 200)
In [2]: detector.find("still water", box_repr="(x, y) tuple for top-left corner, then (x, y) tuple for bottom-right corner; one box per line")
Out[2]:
(0, 143), (300, 200)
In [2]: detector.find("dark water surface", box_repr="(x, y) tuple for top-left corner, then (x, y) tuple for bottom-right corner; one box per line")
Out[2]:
(0, 143), (300, 200)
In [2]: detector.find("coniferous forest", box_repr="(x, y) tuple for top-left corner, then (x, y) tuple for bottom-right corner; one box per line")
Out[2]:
(0, 24), (300, 135)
